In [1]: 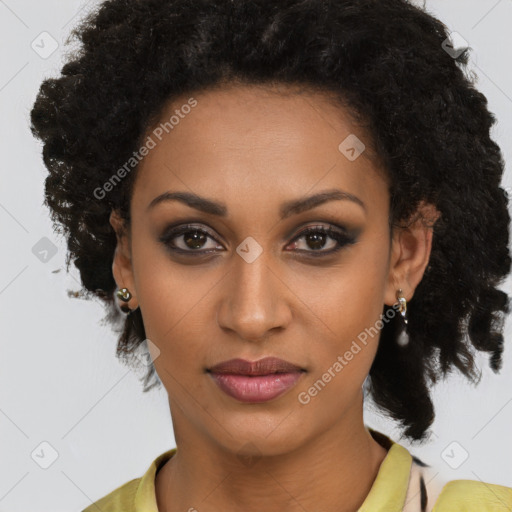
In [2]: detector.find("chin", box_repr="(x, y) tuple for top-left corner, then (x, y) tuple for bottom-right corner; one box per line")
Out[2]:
(212, 416), (308, 459)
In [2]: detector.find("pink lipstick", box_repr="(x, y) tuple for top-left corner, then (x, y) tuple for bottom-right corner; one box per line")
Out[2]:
(208, 357), (305, 403)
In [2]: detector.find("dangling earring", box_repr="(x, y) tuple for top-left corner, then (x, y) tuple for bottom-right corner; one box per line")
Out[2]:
(116, 287), (132, 313)
(396, 288), (409, 346)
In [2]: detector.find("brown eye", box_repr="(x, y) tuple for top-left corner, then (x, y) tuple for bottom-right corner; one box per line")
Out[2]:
(287, 225), (357, 256)
(181, 230), (208, 250)
(160, 224), (222, 254)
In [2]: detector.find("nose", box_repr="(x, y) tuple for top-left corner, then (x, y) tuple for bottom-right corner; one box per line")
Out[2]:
(216, 249), (293, 342)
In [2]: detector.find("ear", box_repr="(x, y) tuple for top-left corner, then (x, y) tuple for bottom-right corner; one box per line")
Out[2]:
(109, 209), (138, 310)
(384, 200), (441, 307)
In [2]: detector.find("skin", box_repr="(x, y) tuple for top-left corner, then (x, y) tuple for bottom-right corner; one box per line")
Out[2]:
(109, 83), (440, 512)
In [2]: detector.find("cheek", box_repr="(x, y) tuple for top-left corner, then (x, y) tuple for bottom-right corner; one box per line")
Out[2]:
(296, 283), (385, 418)
(136, 276), (213, 368)
(131, 242), (229, 391)
(303, 243), (388, 346)
(298, 239), (389, 389)
(130, 235), (195, 362)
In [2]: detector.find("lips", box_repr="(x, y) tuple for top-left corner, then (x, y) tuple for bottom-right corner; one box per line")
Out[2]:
(208, 357), (304, 376)
(207, 357), (305, 403)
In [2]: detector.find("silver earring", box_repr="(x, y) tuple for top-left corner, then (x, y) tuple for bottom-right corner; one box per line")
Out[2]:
(396, 288), (409, 346)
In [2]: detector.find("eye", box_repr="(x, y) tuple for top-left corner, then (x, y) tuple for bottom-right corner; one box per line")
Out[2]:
(159, 224), (222, 255)
(286, 225), (356, 256)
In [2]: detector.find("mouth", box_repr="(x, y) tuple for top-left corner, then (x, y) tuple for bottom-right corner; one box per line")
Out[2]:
(207, 357), (306, 403)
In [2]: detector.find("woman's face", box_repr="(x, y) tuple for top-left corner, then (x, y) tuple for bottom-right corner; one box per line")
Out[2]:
(111, 83), (425, 456)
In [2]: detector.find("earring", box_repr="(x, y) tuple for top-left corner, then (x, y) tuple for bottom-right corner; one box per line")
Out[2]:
(395, 288), (409, 346)
(116, 287), (132, 313)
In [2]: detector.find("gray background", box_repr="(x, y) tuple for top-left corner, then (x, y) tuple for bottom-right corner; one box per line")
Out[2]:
(1, 0), (511, 510)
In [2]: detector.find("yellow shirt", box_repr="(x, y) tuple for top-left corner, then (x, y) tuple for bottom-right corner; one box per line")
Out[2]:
(82, 429), (512, 511)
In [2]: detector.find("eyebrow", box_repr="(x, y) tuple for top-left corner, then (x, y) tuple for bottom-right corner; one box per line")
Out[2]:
(146, 188), (366, 219)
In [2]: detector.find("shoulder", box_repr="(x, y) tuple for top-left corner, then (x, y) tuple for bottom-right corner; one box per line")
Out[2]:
(405, 453), (512, 512)
(81, 477), (141, 512)
(432, 479), (512, 511)
(80, 448), (176, 512)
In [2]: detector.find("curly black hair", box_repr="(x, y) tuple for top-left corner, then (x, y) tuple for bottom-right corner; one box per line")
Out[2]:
(29, 0), (511, 442)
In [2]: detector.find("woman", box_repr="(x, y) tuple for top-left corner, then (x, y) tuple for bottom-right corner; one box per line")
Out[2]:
(29, 0), (512, 510)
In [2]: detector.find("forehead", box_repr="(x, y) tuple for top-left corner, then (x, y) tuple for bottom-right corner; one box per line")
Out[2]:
(131, 83), (388, 217)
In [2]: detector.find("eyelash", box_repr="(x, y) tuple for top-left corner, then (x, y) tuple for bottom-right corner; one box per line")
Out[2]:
(159, 223), (357, 258)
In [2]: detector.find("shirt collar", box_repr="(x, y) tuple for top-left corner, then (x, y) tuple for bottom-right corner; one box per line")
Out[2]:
(134, 448), (176, 511)
(134, 429), (412, 512)
(358, 428), (413, 511)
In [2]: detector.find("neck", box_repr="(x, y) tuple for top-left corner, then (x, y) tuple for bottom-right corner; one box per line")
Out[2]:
(155, 400), (389, 512)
